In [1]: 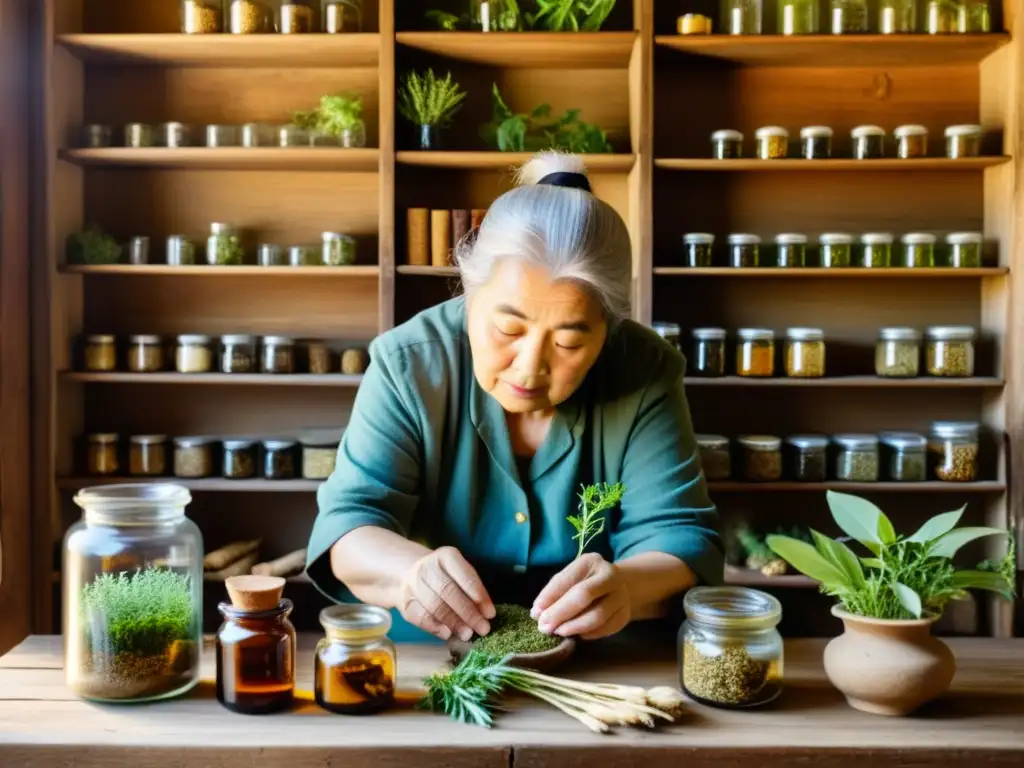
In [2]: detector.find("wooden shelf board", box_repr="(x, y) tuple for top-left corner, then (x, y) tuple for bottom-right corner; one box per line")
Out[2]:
(396, 151), (636, 171)
(654, 33), (1011, 67)
(683, 376), (1003, 388)
(57, 477), (321, 492)
(724, 566), (817, 589)
(395, 31), (636, 68)
(60, 264), (381, 277)
(56, 33), (381, 68)
(655, 157), (1011, 172)
(59, 148), (380, 172)
(60, 372), (365, 387)
(654, 267), (1009, 277)
(708, 481), (1006, 493)
(397, 265), (460, 276)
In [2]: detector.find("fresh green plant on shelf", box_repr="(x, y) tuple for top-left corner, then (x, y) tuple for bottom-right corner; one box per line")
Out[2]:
(732, 523), (811, 576)
(425, 9), (463, 29)
(291, 93), (367, 148)
(66, 225), (122, 265)
(526, 0), (616, 30)
(481, 84), (613, 153)
(398, 69), (468, 150)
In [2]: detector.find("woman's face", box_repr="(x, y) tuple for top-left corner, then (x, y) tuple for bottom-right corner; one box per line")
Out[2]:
(466, 259), (608, 414)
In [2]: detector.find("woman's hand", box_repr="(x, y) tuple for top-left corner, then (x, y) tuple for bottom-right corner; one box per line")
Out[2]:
(397, 546), (496, 642)
(530, 553), (631, 641)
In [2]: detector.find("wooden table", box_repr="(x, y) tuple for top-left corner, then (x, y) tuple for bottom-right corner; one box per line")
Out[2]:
(0, 634), (1021, 768)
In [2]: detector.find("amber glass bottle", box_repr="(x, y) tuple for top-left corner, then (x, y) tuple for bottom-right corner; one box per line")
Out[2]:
(216, 598), (296, 714)
(315, 604), (396, 715)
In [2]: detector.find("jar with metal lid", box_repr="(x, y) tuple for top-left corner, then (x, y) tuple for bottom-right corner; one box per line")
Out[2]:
(261, 336), (295, 374)
(784, 435), (828, 482)
(680, 586), (783, 708)
(258, 243), (285, 267)
(305, 340), (332, 374)
(900, 233), (936, 268)
(181, 0), (224, 32)
(819, 233), (853, 267)
(879, 0), (916, 32)
(925, 0), (963, 33)
(945, 124), (982, 159)
(278, 124), (308, 148)
(691, 327), (726, 377)
(652, 322), (681, 351)
(851, 125), (885, 159)
(879, 432), (927, 482)
(784, 328), (825, 378)
(859, 233), (893, 268)
(220, 335), (256, 374)
(683, 233), (715, 267)
(207, 223), (244, 266)
(288, 245), (317, 267)
(736, 328), (775, 377)
(205, 124), (239, 148)
(241, 123), (271, 148)
(223, 439), (257, 479)
(84, 335), (117, 372)
(173, 437), (215, 478)
(829, 0), (868, 32)
(87, 433), (120, 475)
(315, 604), (396, 714)
(128, 334), (165, 373)
(799, 126), (832, 158)
(894, 125), (928, 158)
(719, 0), (762, 34)
(322, 232), (356, 266)
(774, 234), (807, 267)
(167, 235), (197, 266)
(302, 436), (339, 480)
(737, 435), (782, 481)
(323, 0), (363, 32)
(696, 434), (731, 480)
(946, 232), (983, 268)
(833, 434), (879, 482)
(263, 440), (297, 480)
(925, 326), (975, 377)
(338, 121), (367, 149)
(125, 123), (154, 148)
(728, 234), (760, 267)
(960, 0), (989, 31)
(175, 335), (213, 373)
(711, 129), (744, 159)
(928, 421), (979, 482)
(82, 124), (113, 148)
(875, 327), (921, 378)
(228, 0), (275, 33)
(127, 236), (150, 266)
(130, 435), (168, 477)
(779, 0), (819, 33)
(160, 122), (192, 148)
(755, 126), (788, 159)
(341, 348), (369, 375)
(278, 0), (317, 32)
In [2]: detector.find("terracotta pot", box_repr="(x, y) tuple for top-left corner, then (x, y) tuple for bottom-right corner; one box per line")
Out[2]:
(824, 605), (956, 716)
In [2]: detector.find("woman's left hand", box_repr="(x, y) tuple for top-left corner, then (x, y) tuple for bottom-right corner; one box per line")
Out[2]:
(530, 553), (631, 640)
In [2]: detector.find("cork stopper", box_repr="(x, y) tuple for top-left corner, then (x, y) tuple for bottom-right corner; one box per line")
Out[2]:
(225, 575), (285, 612)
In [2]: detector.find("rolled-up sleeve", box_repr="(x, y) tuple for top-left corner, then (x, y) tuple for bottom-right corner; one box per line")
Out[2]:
(610, 359), (724, 587)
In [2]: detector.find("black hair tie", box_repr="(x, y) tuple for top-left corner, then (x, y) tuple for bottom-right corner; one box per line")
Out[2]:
(537, 171), (592, 193)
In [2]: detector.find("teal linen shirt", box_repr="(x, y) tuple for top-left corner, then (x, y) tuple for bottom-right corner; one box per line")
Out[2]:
(306, 297), (723, 642)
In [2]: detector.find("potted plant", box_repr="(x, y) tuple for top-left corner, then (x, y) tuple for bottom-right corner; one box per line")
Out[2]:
(397, 69), (467, 150)
(292, 93), (367, 148)
(480, 84), (614, 153)
(766, 491), (1015, 716)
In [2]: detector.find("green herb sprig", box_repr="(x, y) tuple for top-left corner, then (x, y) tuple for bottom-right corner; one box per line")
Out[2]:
(481, 84), (613, 154)
(568, 481), (626, 559)
(397, 69), (467, 128)
(291, 93), (365, 137)
(527, 0), (617, 31)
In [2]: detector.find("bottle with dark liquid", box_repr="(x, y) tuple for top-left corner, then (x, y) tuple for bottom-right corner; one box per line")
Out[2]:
(315, 604), (396, 715)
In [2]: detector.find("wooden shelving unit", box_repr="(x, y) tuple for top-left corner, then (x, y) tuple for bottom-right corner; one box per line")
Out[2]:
(31, 0), (1022, 639)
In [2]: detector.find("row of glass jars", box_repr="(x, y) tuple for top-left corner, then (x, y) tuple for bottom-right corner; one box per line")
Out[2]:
(697, 422), (981, 483)
(181, 0), (362, 34)
(680, 231), (985, 269)
(85, 433), (341, 480)
(710, 123), (983, 160)
(162, 224), (356, 267)
(84, 121), (366, 149)
(719, 0), (990, 36)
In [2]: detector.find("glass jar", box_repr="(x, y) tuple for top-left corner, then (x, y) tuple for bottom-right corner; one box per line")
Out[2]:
(691, 328), (726, 377)
(879, 0), (916, 32)
(160, 122), (192, 148)
(82, 124), (113, 148)
(784, 435), (828, 482)
(774, 234), (807, 267)
(833, 434), (879, 482)
(288, 245), (318, 267)
(819, 233), (853, 267)
(128, 334), (165, 373)
(261, 336), (295, 374)
(875, 327), (921, 377)
(207, 223), (244, 266)
(900, 233), (936, 267)
(63, 484), (202, 703)
(84, 334), (117, 372)
(851, 125), (886, 159)
(895, 125), (929, 158)
(755, 126), (788, 159)
(323, 0), (363, 32)
(341, 348), (370, 375)
(784, 328), (825, 378)
(925, 325), (975, 377)
(799, 126), (832, 159)
(472, 0), (521, 31)
(945, 124), (982, 159)
(128, 236), (150, 266)
(711, 129), (744, 158)
(925, 0), (963, 32)
(880, 432), (927, 482)
(241, 123), (272, 148)
(228, 0), (275, 33)
(220, 335), (256, 374)
(130, 435), (168, 477)
(223, 439), (258, 479)
(277, 125), (308, 147)
(125, 123), (154, 148)
(263, 440), (297, 480)
(166, 235), (197, 266)
(277, 0), (317, 32)
(720, 0), (762, 34)
(946, 232), (983, 268)
(316, 604), (397, 715)
(205, 124), (239, 148)
(960, 0), (990, 31)
(859, 232), (893, 268)
(696, 434), (731, 480)
(339, 121), (367, 148)
(175, 335), (213, 374)
(305, 340), (332, 374)
(680, 586), (783, 709)
(683, 233), (715, 267)
(258, 243), (285, 266)
(737, 435), (782, 482)
(928, 421), (979, 482)
(302, 438), (339, 480)
(87, 433), (120, 476)
(652, 322), (681, 351)
(182, 0), (224, 32)
(728, 234), (760, 267)
(216, 594), (296, 714)
(778, 0), (819, 33)
(173, 437), (215, 478)
(830, 0), (868, 32)
(736, 328), (775, 377)
(322, 232), (357, 266)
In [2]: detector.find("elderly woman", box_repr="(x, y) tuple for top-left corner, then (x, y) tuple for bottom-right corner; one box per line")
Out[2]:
(305, 151), (723, 644)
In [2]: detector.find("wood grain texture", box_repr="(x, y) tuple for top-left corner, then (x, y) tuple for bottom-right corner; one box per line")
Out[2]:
(60, 373), (365, 387)
(655, 158), (1011, 172)
(377, 0), (396, 331)
(397, 31), (636, 68)
(60, 148), (381, 172)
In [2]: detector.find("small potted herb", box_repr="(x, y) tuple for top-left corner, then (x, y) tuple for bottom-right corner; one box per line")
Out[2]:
(292, 93), (367, 148)
(66, 225), (123, 265)
(766, 490), (1015, 716)
(527, 0), (617, 30)
(480, 84), (614, 153)
(397, 69), (467, 150)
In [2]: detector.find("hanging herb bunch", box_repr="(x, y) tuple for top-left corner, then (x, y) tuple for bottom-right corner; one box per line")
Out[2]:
(481, 84), (614, 154)
(424, 0), (615, 31)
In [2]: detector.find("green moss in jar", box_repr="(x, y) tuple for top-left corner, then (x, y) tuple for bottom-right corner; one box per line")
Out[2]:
(322, 232), (356, 266)
(900, 233), (936, 268)
(859, 233), (893, 268)
(207, 223), (244, 266)
(696, 434), (731, 480)
(946, 232), (983, 268)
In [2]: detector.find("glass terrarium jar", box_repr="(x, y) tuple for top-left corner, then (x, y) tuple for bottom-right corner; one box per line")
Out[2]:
(851, 124), (886, 159)
(928, 421), (980, 482)
(879, 0), (916, 32)
(880, 431), (927, 482)
(228, 0), (276, 33)
(784, 435), (828, 482)
(946, 232), (983, 267)
(315, 604), (397, 714)
(323, 0), (363, 32)
(925, 325), (975, 377)
(720, 0), (763, 34)
(736, 328), (775, 377)
(774, 233), (807, 267)
(63, 484), (203, 703)
(472, 0), (521, 31)
(900, 233), (936, 267)
(680, 586), (783, 709)
(277, 0), (317, 32)
(945, 124), (982, 158)
(696, 434), (731, 480)
(833, 434), (880, 482)
(711, 129), (744, 158)
(683, 232), (715, 267)
(875, 327), (921, 377)
(691, 327), (726, 377)
(830, 0), (868, 32)
(778, 0), (819, 34)
(859, 232), (893, 268)
(181, 0), (224, 32)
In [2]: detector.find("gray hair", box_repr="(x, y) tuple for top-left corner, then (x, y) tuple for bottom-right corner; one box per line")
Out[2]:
(454, 150), (632, 322)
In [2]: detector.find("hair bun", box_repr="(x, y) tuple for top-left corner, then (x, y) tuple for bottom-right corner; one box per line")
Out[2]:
(515, 150), (589, 187)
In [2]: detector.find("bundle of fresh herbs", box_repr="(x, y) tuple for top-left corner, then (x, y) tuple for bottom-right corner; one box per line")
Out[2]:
(481, 84), (614, 153)
(291, 93), (366, 145)
(424, 0), (615, 32)
(397, 69), (467, 128)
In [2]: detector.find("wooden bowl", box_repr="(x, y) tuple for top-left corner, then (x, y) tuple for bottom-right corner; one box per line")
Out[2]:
(447, 636), (577, 673)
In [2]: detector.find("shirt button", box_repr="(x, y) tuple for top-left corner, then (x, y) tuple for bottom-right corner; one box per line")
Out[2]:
(515, 511), (528, 524)
(513, 564), (527, 574)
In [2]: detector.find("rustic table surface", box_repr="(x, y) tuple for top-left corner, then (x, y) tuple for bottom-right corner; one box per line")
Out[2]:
(0, 634), (1021, 768)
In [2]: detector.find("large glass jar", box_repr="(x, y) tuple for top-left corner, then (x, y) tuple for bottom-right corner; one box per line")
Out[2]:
(778, 0), (819, 34)
(859, 233), (893, 268)
(683, 232), (715, 267)
(680, 586), (783, 709)
(879, 0), (916, 32)
(946, 232), (983, 268)
(875, 327), (921, 377)
(181, 0), (224, 32)
(736, 328), (775, 377)
(323, 0), (362, 32)
(315, 605), (397, 714)
(721, 0), (763, 34)
(277, 0), (317, 32)
(691, 327), (726, 377)
(830, 0), (868, 32)
(207, 222), (244, 266)
(879, 431), (927, 482)
(925, 0), (964, 33)
(784, 327), (825, 378)
(228, 0), (275, 33)
(784, 435), (828, 482)
(774, 233), (807, 267)
(472, 0), (521, 30)
(833, 434), (880, 482)
(737, 435), (782, 482)
(945, 124), (982, 159)
(63, 484), (203, 703)
(900, 233), (936, 267)
(928, 421), (979, 482)
(728, 234), (760, 267)
(696, 434), (732, 480)
(925, 325), (975, 377)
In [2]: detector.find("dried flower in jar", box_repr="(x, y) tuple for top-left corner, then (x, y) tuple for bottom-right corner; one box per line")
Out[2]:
(316, 653), (395, 714)
(84, 335), (117, 372)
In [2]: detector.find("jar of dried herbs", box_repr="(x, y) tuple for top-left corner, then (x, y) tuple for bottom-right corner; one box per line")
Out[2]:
(728, 233), (760, 267)
(736, 328), (775, 377)
(160, 122), (192, 148)
(720, 0), (761, 34)
(960, 0), (989, 31)
(228, 0), (275, 33)
(879, 0), (916, 32)
(830, 0), (868, 32)
(691, 327), (726, 377)
(784, 435), (828, 482)
(652, 322), (681, 351)
(176, 335), (213, 374)
(181, 0), (223, 32)
(173, 436), (215, 478)
(737, 435), (782, 482)
(946, 232), (983, 268)
(928, 421), (979, 482)
(784, 327), (825, 378)
(696, 434), (731, 480)
(84, 334), (117, 372)
(875, 327), (921, 378)
(129, 435), (168, 477)
(833, 434), (879, 482)
(305, 340), (332, 374)
(167, 235), (197, 266)
(128, 334), (166, 373)
(263, 440), (297, 480)
(242, 123), (272, 148)
(925, 0), (963, 33)
(277, 0), (317, 32)
(799, 126), (832, 159)
(819, 233), (853, 268)
(205, 124), (239, 148)
(879, 431), (927, 482)
(945, 124), (982, 159)
(859, 232), (893, 268)
(82, 124), (112, 148)
(288, 245), (318, 267)
(223, 439), (257, 479)
(341, 348), (369, 375)
(900, 233), (936, 268)
(302, 438), (339, 480)
(683, 232), (715, 267)
(220, 335), (256, 374)
(711, 129), (743, 159)
(323, 0), (363, 33)
(261, 336), (295, 374)
(315, 604), (396, 715)
(258, 243), (285, 267)
(895, 125), (929, 158)
(87, 433), (120, 476)
(278, 125), (309, 147)
(207, 223), (245, 266)
(322, 232), (356, 266)
(755, 126), (789, 159)
(774, 233), (807, 267)
(851, 124), (886, 159)
(680, 586), (783, 708)
(125, 123), (154, 148)
(925, 325), (975, 377)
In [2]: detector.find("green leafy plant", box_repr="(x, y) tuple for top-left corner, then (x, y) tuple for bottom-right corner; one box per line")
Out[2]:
(66, 226), (122, 265)
(425, 9), (462, 29)
(568, 481), (626, 559)
(397, 69), (467, 127)
(292, 93), (365, 137)
(481, 83), (613, 153)
(527, 0), (617, 31)
(733, 524), (811, 575)
(765, 491), (1016, 621)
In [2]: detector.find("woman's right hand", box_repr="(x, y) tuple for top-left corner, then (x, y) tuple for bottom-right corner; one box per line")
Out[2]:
(397, 546), (496, 641)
